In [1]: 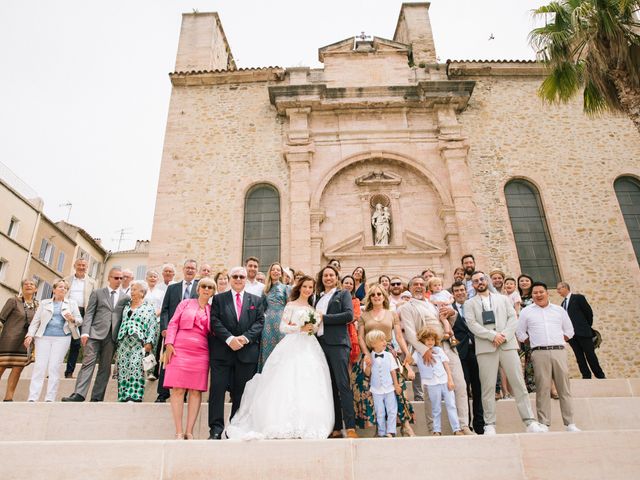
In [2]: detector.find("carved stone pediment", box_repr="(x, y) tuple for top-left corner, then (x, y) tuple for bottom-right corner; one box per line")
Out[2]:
(323, 229), (446, 257)
(318, 37), (409, 62)
(355, 170), (402, 186)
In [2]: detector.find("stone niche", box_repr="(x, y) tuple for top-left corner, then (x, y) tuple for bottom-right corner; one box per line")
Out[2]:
(319, 158), (448, 279)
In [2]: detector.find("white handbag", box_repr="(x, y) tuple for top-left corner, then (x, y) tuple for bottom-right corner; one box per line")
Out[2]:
(142, 352), (157, 372)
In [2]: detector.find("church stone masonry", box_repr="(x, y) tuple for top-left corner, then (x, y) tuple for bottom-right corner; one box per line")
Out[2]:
(150, 4), (640, 377)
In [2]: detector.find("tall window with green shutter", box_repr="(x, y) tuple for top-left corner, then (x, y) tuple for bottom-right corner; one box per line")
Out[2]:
(242, 185), (280, 268)
(614, 176), (640, 266)
(504, 180), (560, 285)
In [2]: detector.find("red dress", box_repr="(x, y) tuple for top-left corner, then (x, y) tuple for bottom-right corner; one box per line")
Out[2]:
(163, 299), (210, 391)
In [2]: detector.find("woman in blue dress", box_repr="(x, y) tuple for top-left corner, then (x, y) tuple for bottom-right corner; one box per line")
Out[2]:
(257, 263), (288, 372)
(352, 266), (368, 303)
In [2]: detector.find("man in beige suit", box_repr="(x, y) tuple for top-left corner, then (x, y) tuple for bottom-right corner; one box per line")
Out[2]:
(398, 276), (474, 435)
(464, 271), (545, 435)
(64, 258), (97, 378)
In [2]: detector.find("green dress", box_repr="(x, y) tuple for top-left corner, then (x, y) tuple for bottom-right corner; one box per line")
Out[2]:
(257, 283), (288, 372)
(116, 301), (159, 402)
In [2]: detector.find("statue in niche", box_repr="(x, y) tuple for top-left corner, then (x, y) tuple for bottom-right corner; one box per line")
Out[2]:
(371, 203), (391, 246)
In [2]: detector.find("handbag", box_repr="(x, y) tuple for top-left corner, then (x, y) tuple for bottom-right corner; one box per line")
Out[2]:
(142, 352), (157, 372)
(592, 329), (602, 349)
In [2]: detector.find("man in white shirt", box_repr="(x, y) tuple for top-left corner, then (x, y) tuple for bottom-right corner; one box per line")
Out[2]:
(158, 263), (176, 292)
(64, 258), (97, 378)
(243, 256), (265, 296)
(119, 269), (134, 296)
(517, 282), (580, 432)
(388, 277), (406, 311)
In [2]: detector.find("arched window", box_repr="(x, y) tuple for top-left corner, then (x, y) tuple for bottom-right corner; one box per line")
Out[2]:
(504, 180), (560, 285)
(614, 176), (640, 265)
(243, 184), (280, 268)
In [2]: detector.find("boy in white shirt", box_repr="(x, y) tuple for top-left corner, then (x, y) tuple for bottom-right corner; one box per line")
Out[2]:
(413, 327), (463, 436)
(364, 330), (401, 437)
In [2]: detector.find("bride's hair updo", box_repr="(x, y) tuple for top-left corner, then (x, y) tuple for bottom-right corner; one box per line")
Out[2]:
(289, 275), (315, 304)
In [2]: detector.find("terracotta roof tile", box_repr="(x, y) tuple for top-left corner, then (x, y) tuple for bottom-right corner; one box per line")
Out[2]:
(171, 66), (283, 76)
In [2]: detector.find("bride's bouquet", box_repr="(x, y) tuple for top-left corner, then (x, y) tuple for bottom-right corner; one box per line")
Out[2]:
(303, 310), (317, 335)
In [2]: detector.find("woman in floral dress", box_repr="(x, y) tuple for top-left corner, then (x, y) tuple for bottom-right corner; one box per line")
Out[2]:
(116, 280), (159, 402)
(257, 263), (288, 372)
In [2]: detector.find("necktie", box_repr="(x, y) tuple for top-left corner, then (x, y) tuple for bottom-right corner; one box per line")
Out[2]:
(183, 282), (191, 300)
(561, 298), (567, 310)
(459, 303), (465, 318)
(110, 290), (115, 309)
(235, 292), (242, 321)
(374, 353), (384, 359)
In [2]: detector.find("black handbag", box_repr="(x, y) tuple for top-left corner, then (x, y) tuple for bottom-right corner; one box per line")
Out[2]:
(592, 329), (602, 349)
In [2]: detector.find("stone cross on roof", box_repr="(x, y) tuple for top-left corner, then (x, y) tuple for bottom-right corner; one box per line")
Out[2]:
(357, 31), (371, 41)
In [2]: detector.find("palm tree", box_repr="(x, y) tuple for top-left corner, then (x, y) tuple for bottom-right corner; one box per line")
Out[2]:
(529, 0), (640, 132)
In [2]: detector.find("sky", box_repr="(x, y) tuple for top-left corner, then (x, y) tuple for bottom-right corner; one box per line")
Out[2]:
(0, 0), (547, 251)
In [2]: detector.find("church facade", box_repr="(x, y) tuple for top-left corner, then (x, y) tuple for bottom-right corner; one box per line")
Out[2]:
(149, 3), (640, 377)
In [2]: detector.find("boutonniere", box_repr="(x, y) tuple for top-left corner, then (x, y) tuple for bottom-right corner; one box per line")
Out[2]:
(249, 305), (256, 310)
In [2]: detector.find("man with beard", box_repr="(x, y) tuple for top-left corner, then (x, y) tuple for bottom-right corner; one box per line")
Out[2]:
(461, 254), (477, 298)
(464, 271), (545, 435)
(388, 277), (406, 311)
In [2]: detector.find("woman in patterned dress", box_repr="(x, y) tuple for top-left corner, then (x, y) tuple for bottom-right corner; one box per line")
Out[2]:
(352, 284), (416, 435)
(116, 280), (159, 402)
(257, 263), (288, 372)
(0, 279), (38, 401)
(517, 274), (536, 393)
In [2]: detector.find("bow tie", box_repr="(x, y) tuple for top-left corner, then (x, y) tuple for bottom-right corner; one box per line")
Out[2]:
(374, 353), (384, 359)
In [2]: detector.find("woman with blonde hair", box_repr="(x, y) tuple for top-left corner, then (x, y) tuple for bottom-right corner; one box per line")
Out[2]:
(0, 278), (38, 401)
(352, 284), (416, 435)
(24, 279), (82, 401)
(257, 262), (288, 371)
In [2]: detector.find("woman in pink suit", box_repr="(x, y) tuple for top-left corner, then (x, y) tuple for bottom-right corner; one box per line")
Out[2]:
(164, 277), (215, 439)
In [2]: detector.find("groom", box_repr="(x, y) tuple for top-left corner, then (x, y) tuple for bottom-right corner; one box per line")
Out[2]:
(208, 265), (264, 439)
(315, 265), (358, 438)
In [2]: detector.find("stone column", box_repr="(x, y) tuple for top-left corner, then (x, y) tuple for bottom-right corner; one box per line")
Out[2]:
(310, 209), (325, 273)
(389, 191), (403, 246)
(284, 108), (314, 273)
(437, 107), (484, 264)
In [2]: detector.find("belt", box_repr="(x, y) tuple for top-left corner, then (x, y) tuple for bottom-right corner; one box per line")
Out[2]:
(531, 345), (564, 351)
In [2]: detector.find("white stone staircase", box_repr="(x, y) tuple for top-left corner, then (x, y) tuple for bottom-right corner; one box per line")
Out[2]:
(1, 366), (639, 479)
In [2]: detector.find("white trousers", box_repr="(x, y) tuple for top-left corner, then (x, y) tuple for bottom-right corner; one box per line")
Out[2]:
(28, 336), (71, 402)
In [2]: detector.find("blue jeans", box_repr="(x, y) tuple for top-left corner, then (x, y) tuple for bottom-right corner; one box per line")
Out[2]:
(427, 383), (460, 433)
(372, 391), (397, 436)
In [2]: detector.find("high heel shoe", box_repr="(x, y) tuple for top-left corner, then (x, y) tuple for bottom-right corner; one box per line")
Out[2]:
(185, 433), (194, 440)
(174, 433), (185, 440)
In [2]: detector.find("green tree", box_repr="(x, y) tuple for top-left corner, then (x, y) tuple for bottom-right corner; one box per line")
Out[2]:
(529, 0), (640, 132)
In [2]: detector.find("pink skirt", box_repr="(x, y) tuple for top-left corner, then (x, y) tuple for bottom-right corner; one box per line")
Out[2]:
(163, 326), (210, 391)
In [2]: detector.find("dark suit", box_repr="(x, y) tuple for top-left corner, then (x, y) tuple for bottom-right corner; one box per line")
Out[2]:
(563, 293), (605, 379)
(315, 289), (355, 431)
(208, 289), (264, 435)
(453, 302), (484, 434)
(156, 280), (199, 399)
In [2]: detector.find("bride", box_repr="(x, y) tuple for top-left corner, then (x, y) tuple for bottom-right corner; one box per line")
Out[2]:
(225, 276), (334, 440)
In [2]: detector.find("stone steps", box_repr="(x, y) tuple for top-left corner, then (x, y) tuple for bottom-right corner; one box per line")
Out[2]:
(1, 396), (639, 440)
(1, 431), (639, 480)
(3, 375), (639, 402)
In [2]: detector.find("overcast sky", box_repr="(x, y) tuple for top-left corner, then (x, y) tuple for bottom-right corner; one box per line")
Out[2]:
(0, 0), (547, 251)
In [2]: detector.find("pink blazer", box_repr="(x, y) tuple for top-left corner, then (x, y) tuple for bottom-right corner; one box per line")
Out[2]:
(165, 299), (210, 345)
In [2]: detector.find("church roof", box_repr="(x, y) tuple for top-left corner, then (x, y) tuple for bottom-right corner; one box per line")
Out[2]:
(170, 66), (283, 76)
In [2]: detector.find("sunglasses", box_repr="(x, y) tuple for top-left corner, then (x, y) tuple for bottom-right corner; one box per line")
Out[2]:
(371, 292), (384, 297)
(390, 282), (402, 286)
(112, 276), (123, 280)
(200, 285), (214, 290)
(231, 275), (246, 280)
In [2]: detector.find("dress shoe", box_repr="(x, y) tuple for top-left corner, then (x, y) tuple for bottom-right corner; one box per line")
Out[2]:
(64, 373), (73, 379)
(90, 398), (101, 402)
(345, 429), (359, 439)
(208, 432), (222, 440)
(3, 399), (13, 402)
(329, 430), (343, 439)
(61, 393), (85, 402)
(461, 426), (476, 435)
(154, 396), (167, 403)
(453, 430), (465, 436)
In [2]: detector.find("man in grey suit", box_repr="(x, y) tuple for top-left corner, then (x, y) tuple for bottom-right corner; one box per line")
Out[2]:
(464, 271), (545, 435)
(62, 268), (126, 402)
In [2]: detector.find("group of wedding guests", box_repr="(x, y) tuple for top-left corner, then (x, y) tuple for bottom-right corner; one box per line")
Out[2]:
(0, 253), (603, 440)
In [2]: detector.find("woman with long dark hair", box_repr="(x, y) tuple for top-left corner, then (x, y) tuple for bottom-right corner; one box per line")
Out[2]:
(352, 266), (368, 302)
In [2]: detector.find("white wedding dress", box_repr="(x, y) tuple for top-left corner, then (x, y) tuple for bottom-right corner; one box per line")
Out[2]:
(225, 304), (334, 440)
